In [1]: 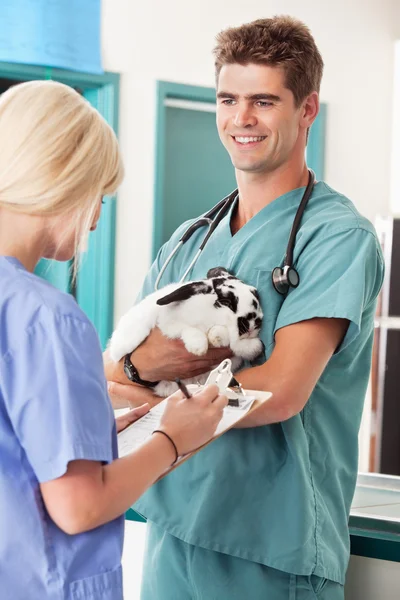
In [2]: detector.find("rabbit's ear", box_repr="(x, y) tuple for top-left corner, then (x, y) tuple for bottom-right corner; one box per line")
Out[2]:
(156, 281), (211, 306)
(207, 267), (235, 279)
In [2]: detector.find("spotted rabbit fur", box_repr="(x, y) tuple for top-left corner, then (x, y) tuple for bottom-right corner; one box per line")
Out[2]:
(108, 267), (264, 397)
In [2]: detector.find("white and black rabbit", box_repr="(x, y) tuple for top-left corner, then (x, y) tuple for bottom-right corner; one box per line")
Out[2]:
(108, 267), (264, 397)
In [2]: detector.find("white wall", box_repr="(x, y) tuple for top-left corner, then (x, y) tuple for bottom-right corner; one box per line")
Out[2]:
(102, 0), (397, 322)
(122, 522), (146, 599)
(390, 41), (400, 214)
(345, 555), (400, 599)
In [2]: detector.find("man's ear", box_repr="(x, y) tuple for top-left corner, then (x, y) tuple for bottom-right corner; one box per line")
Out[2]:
(156, 282), (211, 305)
(301, 91), (319, 130)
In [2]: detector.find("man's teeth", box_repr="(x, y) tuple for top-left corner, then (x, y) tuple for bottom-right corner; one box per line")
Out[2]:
(235, 136), (265, 144)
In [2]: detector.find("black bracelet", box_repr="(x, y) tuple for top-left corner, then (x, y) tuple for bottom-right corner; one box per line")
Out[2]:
(152, 429), (179, 465)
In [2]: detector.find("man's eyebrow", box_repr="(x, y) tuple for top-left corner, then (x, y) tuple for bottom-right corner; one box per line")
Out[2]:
(216, 92), (237, 99)
(216, 92), (281, 102)
(247, 93), (281, 102)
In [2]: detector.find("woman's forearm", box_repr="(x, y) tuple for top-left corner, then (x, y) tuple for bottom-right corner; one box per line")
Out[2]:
(43, 433), (176, 535)
(96, 433), (175, 525)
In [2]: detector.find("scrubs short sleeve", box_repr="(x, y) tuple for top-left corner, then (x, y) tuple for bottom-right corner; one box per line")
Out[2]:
(274, 227), (384, 351)
(3, 309), (115, 483)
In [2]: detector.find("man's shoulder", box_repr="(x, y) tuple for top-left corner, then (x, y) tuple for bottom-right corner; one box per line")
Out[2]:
(164, 199), (228, 248)
(305, 181), (377, 238)
(157, 215), (202, 264)
(168, 214), (202, 244)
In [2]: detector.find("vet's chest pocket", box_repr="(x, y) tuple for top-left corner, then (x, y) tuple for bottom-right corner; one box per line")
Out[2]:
(253, 269), (286, 355)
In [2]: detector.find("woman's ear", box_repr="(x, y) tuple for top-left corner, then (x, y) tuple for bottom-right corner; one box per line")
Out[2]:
(156, 281), (211, 306)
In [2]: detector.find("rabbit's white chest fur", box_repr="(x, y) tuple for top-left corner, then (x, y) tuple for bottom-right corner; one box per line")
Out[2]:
(108, 268), (264, 397)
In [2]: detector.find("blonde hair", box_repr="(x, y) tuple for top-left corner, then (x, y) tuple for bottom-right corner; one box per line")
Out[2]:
(0, 80), (124, 271)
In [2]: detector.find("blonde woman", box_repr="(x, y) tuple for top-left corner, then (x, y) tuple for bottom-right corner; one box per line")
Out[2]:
(0, 80), (227, 600)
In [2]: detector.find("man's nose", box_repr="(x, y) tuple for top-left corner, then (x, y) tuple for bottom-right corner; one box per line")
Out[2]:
(234, 104), (257, 128)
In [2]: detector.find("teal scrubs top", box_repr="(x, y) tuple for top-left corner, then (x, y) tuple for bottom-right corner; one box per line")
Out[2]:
(134, 181), (384, 585)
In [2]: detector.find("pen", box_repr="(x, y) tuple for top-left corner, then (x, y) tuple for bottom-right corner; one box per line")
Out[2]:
(175, 378), (192, 399)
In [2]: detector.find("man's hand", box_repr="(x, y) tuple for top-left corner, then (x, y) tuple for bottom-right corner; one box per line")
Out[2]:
(104, 327), (232, 386)
(115, 404), (150, 433)
(107, 379), (158, 409)
(130, 327), (232, 382)
(104, 327), (232, 409)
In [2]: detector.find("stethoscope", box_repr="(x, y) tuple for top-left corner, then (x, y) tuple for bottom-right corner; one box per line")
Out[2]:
(155, 169), (316, 296)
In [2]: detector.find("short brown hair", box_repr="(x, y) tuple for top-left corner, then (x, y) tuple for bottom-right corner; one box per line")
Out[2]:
(213, 16), (324, 106)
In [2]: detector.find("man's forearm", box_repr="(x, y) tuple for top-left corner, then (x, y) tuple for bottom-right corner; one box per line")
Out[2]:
(234, 362), (295, 427)
(233, 318), (347, 428)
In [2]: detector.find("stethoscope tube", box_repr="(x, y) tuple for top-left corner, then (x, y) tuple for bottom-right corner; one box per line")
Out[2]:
(283, 169), (315, 267)
(271, 169), (315, 294)
(155, 171), (315, 294)
(155, 190), (238, 290)
(154, 241), (184, 291)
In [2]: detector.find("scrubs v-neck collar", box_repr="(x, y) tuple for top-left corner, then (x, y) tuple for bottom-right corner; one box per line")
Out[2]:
(219, 182), (320, 245)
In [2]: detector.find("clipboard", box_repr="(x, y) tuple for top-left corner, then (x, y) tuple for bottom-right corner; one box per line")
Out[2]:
(117, 360), (272, 479)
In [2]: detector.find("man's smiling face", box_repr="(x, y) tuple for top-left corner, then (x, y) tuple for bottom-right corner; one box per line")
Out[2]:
(216, 63), (304, 176)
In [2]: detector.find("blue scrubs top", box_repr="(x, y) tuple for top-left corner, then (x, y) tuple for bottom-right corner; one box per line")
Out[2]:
(134, 181), (384, 585)
(0, 257), (124, 600)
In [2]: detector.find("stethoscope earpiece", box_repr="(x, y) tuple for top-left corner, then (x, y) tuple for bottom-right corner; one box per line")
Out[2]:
(272, 265), (300, 295)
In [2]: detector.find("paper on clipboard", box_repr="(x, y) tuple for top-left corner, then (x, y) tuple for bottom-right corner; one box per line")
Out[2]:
(117, 390), (268, 459)
(117, 361), (272, 478)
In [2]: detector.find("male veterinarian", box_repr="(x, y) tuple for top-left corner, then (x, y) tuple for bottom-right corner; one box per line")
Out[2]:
(105, 16), (384, 600)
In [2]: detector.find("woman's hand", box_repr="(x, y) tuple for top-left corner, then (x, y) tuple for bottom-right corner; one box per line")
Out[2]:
(107, 378), (159, 409)
(156, 384), (228, 456)
(115, 403), (150, 433)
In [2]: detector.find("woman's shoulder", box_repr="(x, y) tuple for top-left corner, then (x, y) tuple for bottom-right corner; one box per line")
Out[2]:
(0, 258), (92, 356)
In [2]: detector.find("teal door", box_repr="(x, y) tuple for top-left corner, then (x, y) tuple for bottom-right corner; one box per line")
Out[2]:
(153, 82), (236, 257)
(161, 101), (236, 249)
